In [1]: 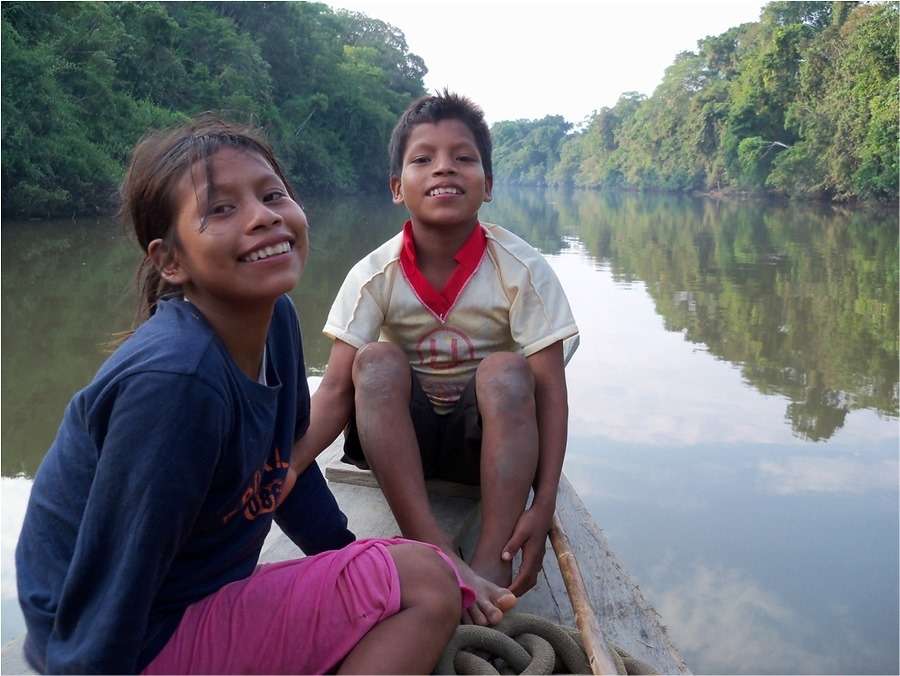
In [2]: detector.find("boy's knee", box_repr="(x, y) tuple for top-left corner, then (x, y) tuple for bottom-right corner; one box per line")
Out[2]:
(352, 342), (409, 395)
(476, 352), (535, 413)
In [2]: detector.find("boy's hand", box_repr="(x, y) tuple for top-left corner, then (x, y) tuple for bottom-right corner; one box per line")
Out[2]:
(277, 466), (298, 507)
(501, 504), (554, 595)
(277, 444), (319, 508)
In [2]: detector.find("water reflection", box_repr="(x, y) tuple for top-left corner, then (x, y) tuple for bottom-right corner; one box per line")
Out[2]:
(0, 198), (405, 474)
(1, 219), (136, 474)
(292, 195), (405, 368)
(653, 562), (830, 674)
(758, 455), (899, 495)
(565, 434), (899, 675)
(486, 188), (899, 441)
(2, 190), (897, 673)
(3, 192), (895, 474)
(2, 476), (31, 644)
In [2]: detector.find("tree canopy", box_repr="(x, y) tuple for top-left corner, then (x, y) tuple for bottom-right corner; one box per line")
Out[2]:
(492, 2), (898, 202)
(3, 1), (896, 216)
(1, 1), (426, 217)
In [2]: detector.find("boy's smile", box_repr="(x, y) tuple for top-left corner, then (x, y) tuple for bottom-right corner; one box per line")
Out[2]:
(391, 119), (492, 234)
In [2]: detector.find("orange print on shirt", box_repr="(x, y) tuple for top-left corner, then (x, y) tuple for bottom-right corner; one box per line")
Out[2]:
(223, 446), (290, 524)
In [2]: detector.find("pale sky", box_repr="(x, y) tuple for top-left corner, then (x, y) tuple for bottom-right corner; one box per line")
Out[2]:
(329, 0), (767, 125)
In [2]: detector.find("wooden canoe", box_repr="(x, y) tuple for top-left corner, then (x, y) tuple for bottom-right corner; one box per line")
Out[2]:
(268, 440), (690, 675)
(1, 439), (689, 675)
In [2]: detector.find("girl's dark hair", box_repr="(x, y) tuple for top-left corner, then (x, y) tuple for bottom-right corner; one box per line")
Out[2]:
(388, 90), (492, 180)
(120, 114), (296, 328)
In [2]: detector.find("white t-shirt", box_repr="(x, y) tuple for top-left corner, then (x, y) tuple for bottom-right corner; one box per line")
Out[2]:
(325, 221), (579, 413)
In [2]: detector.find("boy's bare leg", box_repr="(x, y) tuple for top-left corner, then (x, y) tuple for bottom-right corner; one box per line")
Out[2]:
(337, 543), (459, 674)
(352, 343), (516, 625)
(469, 352), (539, 590)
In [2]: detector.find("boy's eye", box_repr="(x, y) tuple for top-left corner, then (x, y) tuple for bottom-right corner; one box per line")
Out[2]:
(411, 156), (430, 164)
(458, 155), (477, 162)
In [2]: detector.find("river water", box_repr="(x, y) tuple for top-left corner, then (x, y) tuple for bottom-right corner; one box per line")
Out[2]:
(2, 188), (897, 674)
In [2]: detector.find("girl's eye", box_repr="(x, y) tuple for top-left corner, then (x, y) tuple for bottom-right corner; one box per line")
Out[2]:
(458, 155), (477, 162)
(208, 203), (234, 216)
(263, 189), (286, 203)
(411, 156), (430, 164)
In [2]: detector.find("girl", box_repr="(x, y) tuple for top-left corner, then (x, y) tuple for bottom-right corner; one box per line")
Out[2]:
(15, 117), (473, 674)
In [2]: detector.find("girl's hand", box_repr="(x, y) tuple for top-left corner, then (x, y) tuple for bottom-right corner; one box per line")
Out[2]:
(501, 504), (554, 596)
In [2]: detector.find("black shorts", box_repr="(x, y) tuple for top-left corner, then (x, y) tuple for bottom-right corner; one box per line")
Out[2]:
(341, 372), (482, 485)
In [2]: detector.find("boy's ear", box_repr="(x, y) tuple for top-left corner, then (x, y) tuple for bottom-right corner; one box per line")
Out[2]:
(389, 176), (405, 205)
(147, 238), (188, 286)
(484, 176), (493, 203)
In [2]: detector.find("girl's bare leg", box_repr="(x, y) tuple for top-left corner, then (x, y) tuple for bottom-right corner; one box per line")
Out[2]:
(337, 543), (460, 675)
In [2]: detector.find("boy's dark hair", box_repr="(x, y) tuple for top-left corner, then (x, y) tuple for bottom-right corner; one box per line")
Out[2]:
(119, 114), (297, 328)
(388, 90), (492, 179)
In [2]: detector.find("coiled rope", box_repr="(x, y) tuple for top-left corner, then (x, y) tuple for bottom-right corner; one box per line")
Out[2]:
(435, 613), (658, 675)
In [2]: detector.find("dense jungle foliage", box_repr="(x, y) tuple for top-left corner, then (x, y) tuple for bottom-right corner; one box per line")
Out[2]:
(3, 2), (897, 217)
(1, 1), (426, 217)
(492, 2), (899, 202)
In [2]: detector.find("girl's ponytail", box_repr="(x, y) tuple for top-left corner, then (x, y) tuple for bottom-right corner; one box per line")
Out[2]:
(135, 256), (178, 324)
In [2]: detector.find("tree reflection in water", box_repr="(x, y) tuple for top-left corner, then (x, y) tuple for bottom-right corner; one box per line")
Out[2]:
(2, 190), (896, 476)
(486, 187), (898, 441)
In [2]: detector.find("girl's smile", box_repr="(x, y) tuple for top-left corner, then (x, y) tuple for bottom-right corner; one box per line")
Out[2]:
(238, 239), (294, 263)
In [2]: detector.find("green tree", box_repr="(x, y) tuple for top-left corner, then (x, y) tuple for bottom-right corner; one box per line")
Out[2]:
(2, 1), (427, 218)
(491, 1), (897, 202)
(492, 116), (571, 185)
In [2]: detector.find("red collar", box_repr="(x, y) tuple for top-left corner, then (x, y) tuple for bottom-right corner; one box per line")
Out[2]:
(399, 221), (487, 322)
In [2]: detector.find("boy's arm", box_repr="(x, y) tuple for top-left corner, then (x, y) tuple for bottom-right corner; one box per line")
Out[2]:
(503, 340), (568, 595)
(281, 340), (357, 498)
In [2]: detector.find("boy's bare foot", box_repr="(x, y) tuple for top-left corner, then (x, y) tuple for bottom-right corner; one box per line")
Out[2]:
(450, 553), (517, 625)
(469, 554), (513, 589)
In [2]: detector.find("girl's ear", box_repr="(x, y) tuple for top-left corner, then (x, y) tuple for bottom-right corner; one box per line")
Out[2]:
(389, 176), (404, 205)
(148, 238), (188, 286)
(484, 176), (493, 203)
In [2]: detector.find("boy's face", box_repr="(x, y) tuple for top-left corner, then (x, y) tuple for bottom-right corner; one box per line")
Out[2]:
(390, 119), (492, 231)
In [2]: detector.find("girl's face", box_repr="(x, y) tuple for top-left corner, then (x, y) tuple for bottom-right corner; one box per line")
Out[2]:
(159, 147), (309, 312)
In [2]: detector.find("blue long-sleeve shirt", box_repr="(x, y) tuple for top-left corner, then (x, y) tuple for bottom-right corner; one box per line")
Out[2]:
(16, 295), (354, 674)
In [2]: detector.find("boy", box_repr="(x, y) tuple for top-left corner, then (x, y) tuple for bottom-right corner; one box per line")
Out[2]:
(289, 92), (578, 626)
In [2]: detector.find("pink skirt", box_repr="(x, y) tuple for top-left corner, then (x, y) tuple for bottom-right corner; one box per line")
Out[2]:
(143, 537), (473, 675)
